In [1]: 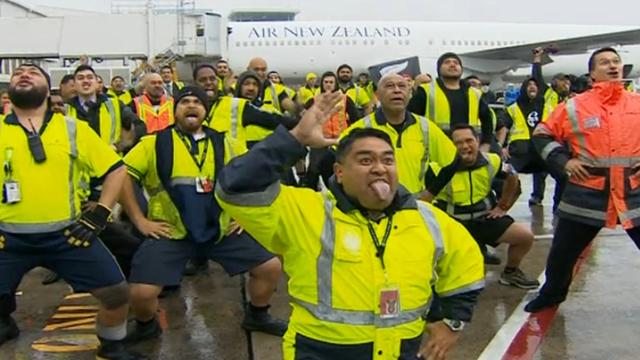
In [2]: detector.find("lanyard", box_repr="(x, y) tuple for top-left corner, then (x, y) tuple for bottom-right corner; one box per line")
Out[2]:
(178, 133), (209, 171)
(366, 214), (394, 271)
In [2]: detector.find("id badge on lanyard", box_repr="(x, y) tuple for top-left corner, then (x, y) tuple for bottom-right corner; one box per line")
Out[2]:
(2, 147), (20, 204)
(378, 283), (401, 319)
(195, 177), (213, 193)
(368, 216), (400, 319)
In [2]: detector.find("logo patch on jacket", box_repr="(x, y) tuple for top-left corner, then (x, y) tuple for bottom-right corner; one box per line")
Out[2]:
(584, 117), (601, 129)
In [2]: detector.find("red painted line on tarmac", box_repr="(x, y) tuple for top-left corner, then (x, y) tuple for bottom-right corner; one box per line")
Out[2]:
(501, 244), (594, 360)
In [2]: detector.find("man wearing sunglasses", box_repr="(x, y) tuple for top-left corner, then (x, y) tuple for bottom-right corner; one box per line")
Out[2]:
(0, 63), (146, 359)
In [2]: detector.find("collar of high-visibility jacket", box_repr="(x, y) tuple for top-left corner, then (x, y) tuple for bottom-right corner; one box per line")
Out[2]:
(373, 108), (415, 127)
(4, 110), (55, 135)
(326, 175), (417, 218)
(591, 81), (625, 104)
(459, 151), (490, 171)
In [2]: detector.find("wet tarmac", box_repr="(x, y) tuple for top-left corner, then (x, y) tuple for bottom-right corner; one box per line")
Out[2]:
(3, 175), (640, 360)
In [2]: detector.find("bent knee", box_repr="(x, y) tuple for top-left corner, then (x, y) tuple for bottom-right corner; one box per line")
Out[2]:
(92, 281), (130, 310)
(251, 257), (282, 276)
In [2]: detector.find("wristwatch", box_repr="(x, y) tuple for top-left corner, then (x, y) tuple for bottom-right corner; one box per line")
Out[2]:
(442, 318), (465, 332)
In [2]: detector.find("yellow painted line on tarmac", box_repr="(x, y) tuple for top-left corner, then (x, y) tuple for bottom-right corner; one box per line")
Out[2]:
(63, 293), (92, 300)
(62, 324), (95, 330)
(57, 305), (99, 311)
(51, 312), (97, 319)
(43, 317), (95, 331)
(32, 334), (99, 353)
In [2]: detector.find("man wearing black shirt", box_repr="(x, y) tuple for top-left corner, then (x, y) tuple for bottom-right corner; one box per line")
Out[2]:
(408, 52), (494, 152)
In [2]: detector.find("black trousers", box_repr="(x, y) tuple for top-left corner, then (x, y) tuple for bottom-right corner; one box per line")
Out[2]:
(538, 217), (640, 302)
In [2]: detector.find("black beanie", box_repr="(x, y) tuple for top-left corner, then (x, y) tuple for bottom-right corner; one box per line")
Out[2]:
(174, 86), (210, 114)
(436, 52), (462, 76)
(18, 63), (51, 89)
(337, 64), (353, 73)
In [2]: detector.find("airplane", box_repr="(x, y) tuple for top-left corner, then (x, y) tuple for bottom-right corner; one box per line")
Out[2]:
(225, 20), (640, 85)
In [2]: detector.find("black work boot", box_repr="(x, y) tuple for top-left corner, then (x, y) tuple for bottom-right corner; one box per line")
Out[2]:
(124, 318), (162, 344)
(0, 316), (19, 346)
(96, 337), (148, 360)
(242, 304), (288, 337)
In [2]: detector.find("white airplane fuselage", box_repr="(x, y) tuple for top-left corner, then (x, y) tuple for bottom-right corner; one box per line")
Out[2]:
(226, 21), (640, 83)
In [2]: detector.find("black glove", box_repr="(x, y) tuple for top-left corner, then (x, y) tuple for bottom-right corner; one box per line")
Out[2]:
(65, 203), (112, 247)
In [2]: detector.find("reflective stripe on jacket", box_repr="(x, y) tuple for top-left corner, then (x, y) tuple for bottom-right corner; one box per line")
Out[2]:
(535, 82), (640, 229)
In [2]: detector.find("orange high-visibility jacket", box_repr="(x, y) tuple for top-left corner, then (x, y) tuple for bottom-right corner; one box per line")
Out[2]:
(535, 82), (640, 229)
(320, 94), (349, 139)
(134, 94), (174, 133)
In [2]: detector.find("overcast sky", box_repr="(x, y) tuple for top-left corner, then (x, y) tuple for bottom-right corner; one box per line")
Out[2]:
(23, 0), (640, 25)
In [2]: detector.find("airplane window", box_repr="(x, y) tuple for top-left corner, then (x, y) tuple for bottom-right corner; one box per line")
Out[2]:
(338, 40), (343, 45)
(370, 40), (375, 46)
(497, 41), (501, 46)
(287, 41), (292, 46)
(470, 40), (475, 46)
(457, 40), (462, 46)
(464, 40), (468, 46)
(243, 41), (248, 47)
(331, 40), (335, 45)
(317, 40), (321, 45)
(235, 42), (240, 47)
(280, 41), (285, 46)
(442, 40), (447, 45)
(490, 41), (495, 46)
(257, 41), (262, 47)
(483, 41), (488, 45)
(405, 40), (410, 45)
(363, 40), (367, 45)
(302, 40), (306, 46)
(250, 41), (255, 47)
(295, 40), (299, 46)
(384, 40), (389, 45)
(429, 40), (433, 45)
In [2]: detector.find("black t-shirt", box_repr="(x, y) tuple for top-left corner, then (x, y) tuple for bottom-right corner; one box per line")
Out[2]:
(441, 86), (469, 126)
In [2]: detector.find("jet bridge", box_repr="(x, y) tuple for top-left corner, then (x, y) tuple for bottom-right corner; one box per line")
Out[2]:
(0, 11), (226, 61)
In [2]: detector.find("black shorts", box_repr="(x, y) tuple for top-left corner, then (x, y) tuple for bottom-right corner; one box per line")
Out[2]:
(128, 232), (275, 286)
(460, 215), (515, 248)
(0, 231), (125, 294)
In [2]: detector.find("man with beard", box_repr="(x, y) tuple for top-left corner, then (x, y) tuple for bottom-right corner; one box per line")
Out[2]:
(408, 52), (495, 152)
(130, 73), (174, 133)
(215, 91), (484, 360)
(107, 75), (134, 106)
(121, 86), (288, 339)
(246, 57), (298, 115)
(159, 65), (184, 97)
(0, 64), (145, 359)
(337, 64), (372, 116)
